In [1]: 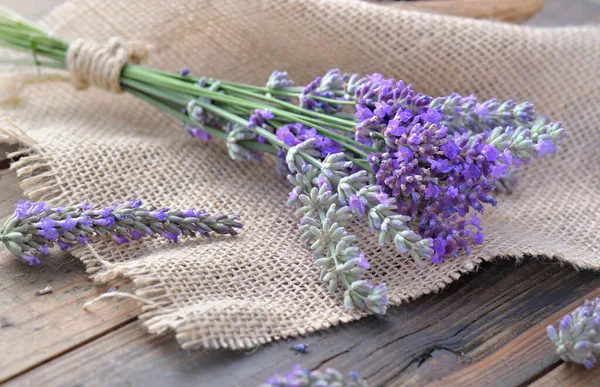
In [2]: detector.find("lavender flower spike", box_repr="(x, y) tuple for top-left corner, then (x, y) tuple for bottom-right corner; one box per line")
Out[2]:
(261, 364), (368, 387)
(1, 200), (242, 265)
(547, 298), (600, 369)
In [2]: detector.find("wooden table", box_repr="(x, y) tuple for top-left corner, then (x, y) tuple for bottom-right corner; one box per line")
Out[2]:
(2, 1), (600, 386)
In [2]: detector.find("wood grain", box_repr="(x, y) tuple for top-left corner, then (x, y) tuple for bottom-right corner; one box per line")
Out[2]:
(529, 362), (600, 386)
(377, 0), (546, 22)
(0, 169), (140, 383)
(430, 288), (600, 387)
(6, 257), (600, 386)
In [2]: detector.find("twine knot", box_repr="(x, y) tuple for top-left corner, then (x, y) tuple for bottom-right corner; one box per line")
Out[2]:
(66, 37), (150, 93)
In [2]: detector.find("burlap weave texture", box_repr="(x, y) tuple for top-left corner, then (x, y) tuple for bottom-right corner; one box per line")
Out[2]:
(1, 0), (599, 350)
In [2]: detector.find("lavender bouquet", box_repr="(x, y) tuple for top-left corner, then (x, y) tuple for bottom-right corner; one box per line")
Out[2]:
(0, 8), (566, 314)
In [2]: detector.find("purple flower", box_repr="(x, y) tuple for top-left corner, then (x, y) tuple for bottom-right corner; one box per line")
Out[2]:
(463, 164), (482, 180)
(150, 210), (169, 221)
(441, 141), (460, 159)
(128, 199), (142, 208)
(24, 255), (41, 266)
(112, 235), (130, 245)
(98, 207), (114, 218)
(291, 343), (309, 353)
(29, 202), (50, 214)
(129, 230), (144, 240)
(182, 208), (201, 217)
(420, 107), (442, 125)
(39, 218), (58, 241)
(355, 105), (374, 121)
(348, 195), (365, 216)
(425, 183), (439, 199)
(76, 215), (93, 227)
(78, 200), (92, 210)
(491, 163), (508, 179)
(288, 189), (299, 202)
(77, 236), (87, 244)
(535, 139), (555, 156)
(57, 240), (73, 251)
(396, 146), (413, 162)
(188, 127), (212, 142)
(374, 102), (393, 118)
(447, 186), (459, 198)
(94, 217), (115, 228)
(248, 109), (274, 129)
(275, 126), (297, 146)
(40, 245), (49, 255)
(474, 103), (489, 117)
(179, 67), (190, 76)
(356, 253), (370, 269)
(257, 109), (274, 120)
(397, 109), (413, 123)
(14, 200), (32, 218)
(316, 175), (329, 189)
(58, 216), (78, 231)
(482, 144), (499, 161)
(472, 231), (484, 244)
(160, 231), (178, 243)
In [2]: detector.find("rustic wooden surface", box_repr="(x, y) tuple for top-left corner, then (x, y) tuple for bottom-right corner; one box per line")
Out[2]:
(384, 0), (546, 22)
(1, 1), (600, 386)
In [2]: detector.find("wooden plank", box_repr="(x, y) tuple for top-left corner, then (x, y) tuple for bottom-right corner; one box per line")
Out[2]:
(0, 144), (17, 170)
(383, 0), (546, 22)
(0, 169), (140, 382)
(528, 0), (600, 26)
(426, 288), (600, 386)
(6, 258), (600, 386)
(529, 362), (600, 386)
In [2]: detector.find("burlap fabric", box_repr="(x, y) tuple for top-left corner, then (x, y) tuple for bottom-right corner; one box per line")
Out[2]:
(1, 0), (599, 350)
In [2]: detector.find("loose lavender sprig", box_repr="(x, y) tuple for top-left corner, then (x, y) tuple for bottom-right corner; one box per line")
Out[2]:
(0, 199), (241, 265)
(547, 298), (600, 369)
(261, 365), (368, 387)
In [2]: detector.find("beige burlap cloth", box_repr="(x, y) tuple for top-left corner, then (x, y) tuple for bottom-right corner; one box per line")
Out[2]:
(1, 0), (599, 350)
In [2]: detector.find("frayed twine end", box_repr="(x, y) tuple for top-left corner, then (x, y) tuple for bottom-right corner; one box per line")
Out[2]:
(83, 291), (156, 310)
(0, 73), (70, 105)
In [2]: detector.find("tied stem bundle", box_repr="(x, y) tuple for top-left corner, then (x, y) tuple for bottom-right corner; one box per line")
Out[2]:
(0, 8), (566, 314)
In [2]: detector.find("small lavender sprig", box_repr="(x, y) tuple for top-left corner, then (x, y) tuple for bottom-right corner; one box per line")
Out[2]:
(287, 147), (388, 314)
(0, 199), (242, 265)
(547, 298), (600, 369)
(429, 93), (537, 135)
(261, 365), (368, 387)
(321, 153), (434, 264)
(300, 69), (346, 114)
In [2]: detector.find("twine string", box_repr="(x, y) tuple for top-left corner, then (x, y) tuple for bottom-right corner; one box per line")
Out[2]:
(65, 37), (149, 93)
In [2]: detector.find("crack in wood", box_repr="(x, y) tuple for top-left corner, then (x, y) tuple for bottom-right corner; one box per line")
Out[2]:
(310, 342), (361, 371)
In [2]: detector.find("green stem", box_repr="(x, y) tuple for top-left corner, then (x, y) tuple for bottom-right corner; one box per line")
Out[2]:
(192, 99), (322, 169)
(124, 86), (224, 139)
(0, 58), (65, 69)
(123, 66), (374, 156)
(218, 83), (357, 128)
